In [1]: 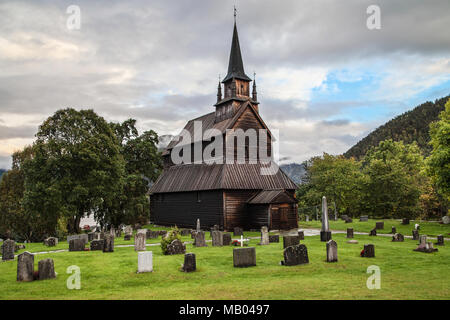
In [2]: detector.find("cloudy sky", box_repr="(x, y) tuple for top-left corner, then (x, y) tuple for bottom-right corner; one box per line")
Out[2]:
(0, 0), (449, 168)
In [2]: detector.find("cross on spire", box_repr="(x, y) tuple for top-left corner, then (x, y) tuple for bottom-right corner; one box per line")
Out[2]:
(234, 5), (237, 23)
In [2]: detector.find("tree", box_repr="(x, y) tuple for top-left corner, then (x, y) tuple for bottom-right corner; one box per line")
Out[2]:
(96, 119), (162, 228)
(361, 139), (425, 219)
(296, 153), (366, 217)
(427, 99), (450, 204)
(23, 109), (125, 234)
(0, 147), (57, 241)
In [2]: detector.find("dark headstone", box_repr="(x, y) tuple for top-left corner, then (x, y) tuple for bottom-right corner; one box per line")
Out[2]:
(282, 244), (309, 266)
(222, 233), (232, 246)
(158, 230), (167, 237)
(90, 239), (104, 251)
(320, 231), (332, 242)
(436, 235), (444, 246)
(363, 244), (375, 257)
(347, 228), (354, 238)
(402, 218), (410, 225)
(391, 226), (396, 234)
(412, 230), (419, 240)
(180, 229), (191, 237)
(17, 251), (34, 282)
(414, 238), (438, 253)
(283, 235), (300, 249)
(211, 231), (223, 246)
(67, 234), (88, 245)
(44, 237), (58, 247)
(341, 215), (349, 221)
(392, 233), (404, 242)
(69, 239), (85, 252)
(181, 253), (196, 272)
(88, 232), (95, 242)
(369, 228), (377, 236)
(269, 235), (280, 243)
(375, 222), (384, 230)
(326, 240), (338, 262)
(233, 247), (256, 268)
(194, 231), (207, 247)
(233, 227), (243, 236)
(124, 234), (131, 241)
(147, 230), (159, 239)
(345, 218), (353, 223)
(103, 234), (114, 252)
(298, 230), (304, 240)
(166, 239), (186, 255)
(38, 258), (56, 280)
(359, 215), (369, 222)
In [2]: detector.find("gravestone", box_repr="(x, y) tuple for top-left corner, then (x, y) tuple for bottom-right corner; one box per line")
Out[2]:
(347, 228), (354, 238)
(134, 232), (146, 251)
(147, 230), (159, 239)
(233, 247), (256, 268)
(341, 215), (349, 221)
(124, 234), (131, 241)
(67, 234), (88, 245)
(44, 237), (58, 247)
(392, 233), (404, 242)
(326, 240), (338, 262)
(15, 244), (25, 252)
(158, 230), (167, 237)
(17, 251), (34, 282)
(196, 219), (201, 232)
(137, 251), (153, 273)
(281, 244), (309, 266)
(345, 217), (353, 223)
(69, 239), (85, 252)
(194, 231), (207, 247)
(283, 235), (300, 249)
(442, 216), (450, 224)
(181, 253), (196, 272)
(359, 215), (369, 222)
(418, 235), (427, 245)
(260, 226), (269, 245)
(103, 234), (114, 252)
(269, 235), (279, 243)
(166, 239), (186, 255)
(222, 233), (232, 246)
(391, 226), (396, 234)
(369, 228), (377, 236)
(212, 231), (223, 247)
(414, 236), (438, 253)
(375, 222), (384, 230)
(90, 239), (104, 251)
(436, 235), (444, 246)
(320, 196), (332, 242)
(2, 240), (15, 260)
(363, 244), (375, 257)
(298, 230), (305, 241)
(180, 229), (191, 237)
(402, 218), (410, 225)
(38, 259), (56, 280)
(305, 215), (309, 222)
(233, 227), (243, 236)
(412, 230), (419, 240)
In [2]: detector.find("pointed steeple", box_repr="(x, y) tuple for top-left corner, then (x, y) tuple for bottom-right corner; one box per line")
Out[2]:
(252, 72), (257, 101)
(217, 77), (222, 103)
(222, 22), (251, 83)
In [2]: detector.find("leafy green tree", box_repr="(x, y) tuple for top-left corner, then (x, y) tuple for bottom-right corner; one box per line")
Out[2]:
(23, 109), (126, 234)
(427, 99), (450, 203)
(297, 153), (366, 217)
(96, 119), (162, 228)
(361, 139), (425, 219)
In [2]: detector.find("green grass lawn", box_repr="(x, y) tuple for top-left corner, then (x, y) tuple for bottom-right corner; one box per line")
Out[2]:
(299, 219), (450, 237)
(1, 229), (449, 300)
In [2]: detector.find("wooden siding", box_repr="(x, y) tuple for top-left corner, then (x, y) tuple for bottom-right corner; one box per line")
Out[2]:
(248, 204), (270, 229)
(223, 190), (259, 230)
(150, 190), (224, 228)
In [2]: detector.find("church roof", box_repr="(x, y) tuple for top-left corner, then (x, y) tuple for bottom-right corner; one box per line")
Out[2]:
(222, 22), (251, 82)
(247, 189), (297, 204)
(149, 162), (297, 194)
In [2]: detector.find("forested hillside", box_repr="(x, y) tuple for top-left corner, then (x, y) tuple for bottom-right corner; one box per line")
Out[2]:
(344, 95), (449, 159)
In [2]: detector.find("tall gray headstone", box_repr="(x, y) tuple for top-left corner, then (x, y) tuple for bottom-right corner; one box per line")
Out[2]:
(320, 196), (332, 242)
(69, 238), (85, 252)
(103, 234), (114, 252)
(38, 258), (56, 280)
(260, 226), (269, 245)
(222, 233), (232, 246)
(196, 219), (201, 232)
(326, 240), (338, 262)
(2, 239), (15, 261)
(134, 232), (146, 251)
(194, 231), (207, 247)
(212, 231), (223, 246)
(17, 251), (34, 282)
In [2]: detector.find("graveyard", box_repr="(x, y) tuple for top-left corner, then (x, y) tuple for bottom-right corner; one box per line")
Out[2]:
(1, 221), (449, 300)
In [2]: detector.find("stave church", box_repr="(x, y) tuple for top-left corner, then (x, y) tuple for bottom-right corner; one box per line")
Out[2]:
(149, 18), (298, 231)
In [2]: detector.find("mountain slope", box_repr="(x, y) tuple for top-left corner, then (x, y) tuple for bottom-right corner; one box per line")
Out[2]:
(345, 95), (449, 159)
(280, 163), (305, 185)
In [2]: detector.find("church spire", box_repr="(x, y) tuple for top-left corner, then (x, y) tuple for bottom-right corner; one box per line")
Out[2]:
(217, 75), (222, 103)
(222, 19), (251, 83)
(252, 72), (257, 102)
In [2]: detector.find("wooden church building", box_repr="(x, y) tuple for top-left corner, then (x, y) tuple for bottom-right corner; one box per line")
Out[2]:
(149, 20), (298, 231)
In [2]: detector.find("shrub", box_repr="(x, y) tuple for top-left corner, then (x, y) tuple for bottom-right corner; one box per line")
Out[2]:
(160, 226), (181, 254)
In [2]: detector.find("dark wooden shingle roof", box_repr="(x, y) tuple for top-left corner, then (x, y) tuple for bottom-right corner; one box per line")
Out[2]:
(247, 189), (297, 204)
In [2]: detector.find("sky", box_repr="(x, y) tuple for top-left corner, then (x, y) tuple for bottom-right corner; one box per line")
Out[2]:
(0, 0), (449, 169)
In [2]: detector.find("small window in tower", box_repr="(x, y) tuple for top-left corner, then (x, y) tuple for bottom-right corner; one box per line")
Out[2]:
(197, 191), (201, 203)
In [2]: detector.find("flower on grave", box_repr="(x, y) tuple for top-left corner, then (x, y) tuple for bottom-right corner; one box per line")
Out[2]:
(231, 240), (240, 246)
(360, 249), (365, 257)
(84, 248), (90, 251)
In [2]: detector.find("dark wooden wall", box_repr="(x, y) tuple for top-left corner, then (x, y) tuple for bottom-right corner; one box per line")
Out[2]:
(248, 204), (270, 229)
(223, 190), (259, 230)
(150, 190), (224, 228)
